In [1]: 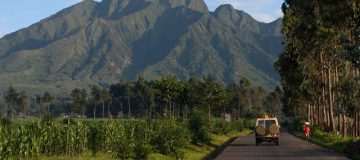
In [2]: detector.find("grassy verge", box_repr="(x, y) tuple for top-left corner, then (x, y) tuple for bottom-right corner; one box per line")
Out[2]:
(291, 129), (359, 159)
(39, 152), (114, 160)
(148, 129), (253, 160)
(40, 129), (252, 160)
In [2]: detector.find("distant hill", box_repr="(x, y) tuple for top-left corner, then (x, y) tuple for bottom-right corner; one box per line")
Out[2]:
(0, 0), (283, 95)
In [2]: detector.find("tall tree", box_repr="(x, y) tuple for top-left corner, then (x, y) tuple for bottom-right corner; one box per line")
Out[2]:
(71, 88), (88, 117)
(91, 86), (101, 119)
(278, 0), (355, 134)
(35, 94), (43, 117)
(100, 88), (111, 118)
(197, 75), (228, 118)
(154, 76), (184, 117)
(42, 91), (53, 116)
(18, 91), (29, 117)
(124, 83), (134, 118)
(4, 86), (19, 118)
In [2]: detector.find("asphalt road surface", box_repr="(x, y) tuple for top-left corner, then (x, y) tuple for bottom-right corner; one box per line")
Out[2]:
(214, 131), (348, 160)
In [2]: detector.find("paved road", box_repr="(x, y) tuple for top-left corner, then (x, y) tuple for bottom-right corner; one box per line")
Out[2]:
(214, 131), (348, 160)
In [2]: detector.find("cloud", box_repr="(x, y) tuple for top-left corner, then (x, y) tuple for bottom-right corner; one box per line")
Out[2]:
(252, 13), (276, 23)
(205, 0), (283, 23)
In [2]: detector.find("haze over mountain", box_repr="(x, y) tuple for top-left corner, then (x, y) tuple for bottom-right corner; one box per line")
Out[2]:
(0, 0), (283, 94)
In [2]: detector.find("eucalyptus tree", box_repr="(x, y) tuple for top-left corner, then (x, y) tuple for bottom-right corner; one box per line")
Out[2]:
(154, 75), (185, 117)
(124, 83), (134, 118)
(18, 91), (29, 116)
(100, 88), (112, 118)
(4, 86), (19, 118)
(277, 0), (355, 133)
(196, 76), (228, 118)
(91, 85), (101, 118)
(42, 91), (53, 116)
(71, 88), (88, 117)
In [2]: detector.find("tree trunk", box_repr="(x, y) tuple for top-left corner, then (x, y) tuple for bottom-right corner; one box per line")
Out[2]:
(82, 106), (85, 118)
(351, 113), (357, 138)
(238, 96), (241, 120)
(358, 112), (360, 137)
(355, 113), (360, 138)
(48, 104), (50, 116)
(354, 113), (357, 137)
(343, 114), (347, 138)
(307, 103), (311, 124)
(317, 96), (322, 127)
(168, 101), (172, 118)
(102, 102), (105, 118)
(128, 98), (131, 118)
(39, 104), (42, 117)
(24, 105), (27, 117)
(93, 104), (96, 119)
(327, 67), (336, 133)
(338, 114), (342, 136)
(312, 104), (315, 125)
(208, 106), (211, 118)
(321, 53), (328, 128)
(107, 104), (111, 118)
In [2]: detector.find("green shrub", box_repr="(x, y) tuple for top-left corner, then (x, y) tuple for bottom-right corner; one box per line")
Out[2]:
(133, 121), (152, 160)
(243, 118), (255, 129)
(188, 112), (211, 144)
(287, 117), (306, 132)
(211, 119), (231, 134)
(150, 119), (188, 159)
(0, 118), (11, 126)
(230, 120), (244, 131)
(113, 122), (135, 160)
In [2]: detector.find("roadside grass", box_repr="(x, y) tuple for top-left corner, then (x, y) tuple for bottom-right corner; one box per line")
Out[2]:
(291, 129), (357, 159)
(39, 151), (114, 160)
(148, 129), (253, 160)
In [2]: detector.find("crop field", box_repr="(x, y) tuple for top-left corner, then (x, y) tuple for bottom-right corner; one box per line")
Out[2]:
(0, 117), (253, 160)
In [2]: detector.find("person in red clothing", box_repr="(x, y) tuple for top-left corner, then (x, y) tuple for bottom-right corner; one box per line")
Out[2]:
(304, 122), (310, 140)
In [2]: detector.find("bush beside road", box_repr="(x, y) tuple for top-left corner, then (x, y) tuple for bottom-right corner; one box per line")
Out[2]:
(287, 119), (360, 160)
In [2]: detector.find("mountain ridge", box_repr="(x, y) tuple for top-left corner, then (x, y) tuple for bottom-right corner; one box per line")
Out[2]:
(0, 0), (283, 95)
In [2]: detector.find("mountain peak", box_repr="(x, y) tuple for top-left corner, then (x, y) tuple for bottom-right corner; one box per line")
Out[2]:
(213, 4), (262, 33)
(216, 4), (234, 11)
(98, 0), (209, 18)
(167, 0), (209, 13)
(0, 0), (282, 94)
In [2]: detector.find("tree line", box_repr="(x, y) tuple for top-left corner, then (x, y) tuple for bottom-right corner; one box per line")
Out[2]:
(0, 76), (282, 119)
(277, 0), (360, 137)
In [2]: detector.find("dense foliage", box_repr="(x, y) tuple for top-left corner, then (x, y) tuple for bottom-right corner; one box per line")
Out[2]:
(277, 0), (360, 138)
(0, 117), (249, 159)
(0, 76), (282, 121)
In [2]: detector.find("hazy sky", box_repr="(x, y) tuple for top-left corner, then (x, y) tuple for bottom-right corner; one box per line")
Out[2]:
(0, 0), (283, 38)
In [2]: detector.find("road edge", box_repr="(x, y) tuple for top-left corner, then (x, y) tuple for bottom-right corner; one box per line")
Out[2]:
(202, 132), (254, 160)
(287, 130), (350, 159)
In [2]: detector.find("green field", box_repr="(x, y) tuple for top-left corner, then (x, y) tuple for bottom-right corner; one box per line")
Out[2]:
(0, 118), (253, 160)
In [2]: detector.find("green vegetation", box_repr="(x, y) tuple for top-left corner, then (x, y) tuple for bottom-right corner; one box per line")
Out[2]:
(0, 75), (276, 160)
(0, 118), (252, 160)
(1, 76), (282, 122)
(277, 1), (360, 158)
(278, 0), (360, 137)
(290, 126), (359, 159)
